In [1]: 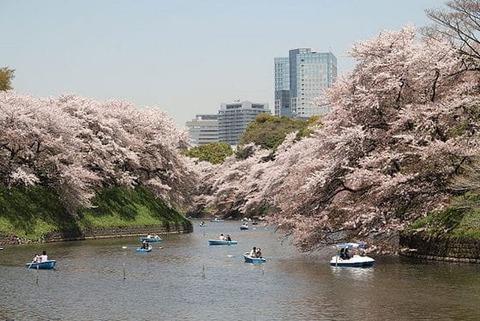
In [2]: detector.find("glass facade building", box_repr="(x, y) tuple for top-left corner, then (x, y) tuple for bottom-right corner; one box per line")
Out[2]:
(274, 57), (291, 117)
(274, 48), (337, 118)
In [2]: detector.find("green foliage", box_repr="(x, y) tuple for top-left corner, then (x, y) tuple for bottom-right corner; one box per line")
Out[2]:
(404, 193), (480, 238)
(0, 67), (15, 91)
(0, 185), (189, 240)
(239, 114), (320, 150)
(185, 142), (233, 164)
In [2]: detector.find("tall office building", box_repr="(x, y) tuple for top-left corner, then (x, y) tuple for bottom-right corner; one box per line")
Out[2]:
(274, 48), (337, 118)
(218, 100), (270, 146)
(274, 57), (291, 117)
(186, 114), (219, 146)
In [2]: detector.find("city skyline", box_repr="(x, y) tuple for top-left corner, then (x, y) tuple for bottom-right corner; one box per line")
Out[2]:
(2, 0), (443, 128)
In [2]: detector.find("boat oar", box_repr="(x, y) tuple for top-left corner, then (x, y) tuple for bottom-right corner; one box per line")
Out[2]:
(122, 246), (163, 249)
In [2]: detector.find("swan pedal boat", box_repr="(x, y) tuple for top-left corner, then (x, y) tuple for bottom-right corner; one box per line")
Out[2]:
(329, 242), (375, 267)
(208, 239), (238, 246)
(243, 252), (267, 263)
(26, 260), (56, 269)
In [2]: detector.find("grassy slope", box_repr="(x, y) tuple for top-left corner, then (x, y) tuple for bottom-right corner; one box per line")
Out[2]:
(403, 193), (480, 238)
(0, 185), (190, 241)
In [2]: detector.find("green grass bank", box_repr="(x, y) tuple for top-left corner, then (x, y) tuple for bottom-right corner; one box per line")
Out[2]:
(403, 193), (480, 238)
(0, 185), (192, 243)
(400, 193), (480, 262)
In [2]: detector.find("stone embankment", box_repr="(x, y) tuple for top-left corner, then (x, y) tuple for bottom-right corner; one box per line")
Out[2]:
(0, 221), (193, 245)
(399, 233), (480, 263)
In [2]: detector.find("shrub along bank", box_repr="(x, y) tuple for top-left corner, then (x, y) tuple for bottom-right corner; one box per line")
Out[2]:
(400, 193), (480, 262)
(0, 186), (192, 244)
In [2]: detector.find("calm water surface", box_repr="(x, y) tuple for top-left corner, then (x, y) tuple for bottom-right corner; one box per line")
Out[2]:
(1, 220), (480, 321)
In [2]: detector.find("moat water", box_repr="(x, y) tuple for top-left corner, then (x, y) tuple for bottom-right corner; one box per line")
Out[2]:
(1, 220), (479, 320)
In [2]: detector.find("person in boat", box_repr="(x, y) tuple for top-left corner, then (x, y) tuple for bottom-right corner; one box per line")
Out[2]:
(219, 234), (226, 241)
(142, 240), (149, 249)
(39, 250), (48, 262)
(345, 248), (351, 259)
(147, 234), (153, 239)
(255, 248), (263, 258)
(250, 247), (257, 257)
(340, 248), (351, 260)
(32, 254), (40, 263)
(200, 221), (205, 226)
(226, 234), (232, 241)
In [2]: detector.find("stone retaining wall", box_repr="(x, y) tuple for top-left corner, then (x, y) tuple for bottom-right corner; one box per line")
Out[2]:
(399, 233), (480, 263)
(0, 221), (193, 245)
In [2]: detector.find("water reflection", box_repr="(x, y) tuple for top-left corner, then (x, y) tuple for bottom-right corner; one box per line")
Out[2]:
(330, 265), (375, 281)
(1, 221), (480, 320)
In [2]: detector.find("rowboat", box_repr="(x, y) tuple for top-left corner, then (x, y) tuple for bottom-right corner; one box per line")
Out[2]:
(243, 252), (267, 263)
(240, 223), (249, 230)
(26, 260), (56, 269)
(210, 218), (224, 222)
(208, 239), (238, 246)
(139, 235), (162, 242)
(329, 242), (375, 267)
(136, 246), (153, 252)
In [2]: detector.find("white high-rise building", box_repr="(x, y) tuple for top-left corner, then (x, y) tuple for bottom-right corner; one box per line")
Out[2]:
(218, 101), (270, 146)
(275, 48), (337, 118)
(186, 114), (219, 146)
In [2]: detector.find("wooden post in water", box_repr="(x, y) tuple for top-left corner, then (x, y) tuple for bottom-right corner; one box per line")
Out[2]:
(36, 264), (39, 285)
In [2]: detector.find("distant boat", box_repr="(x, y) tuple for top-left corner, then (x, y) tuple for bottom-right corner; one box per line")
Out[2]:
(208, 239), (238, 246)
(243, 252), (267, 263)
(26, 260), (56, 269)
(240, 223), (249, 230)
(210, 218), (224, 222)
(329, 242), (375, 267)
(136, 246), (153, 253)
(139, 235), (162, 242)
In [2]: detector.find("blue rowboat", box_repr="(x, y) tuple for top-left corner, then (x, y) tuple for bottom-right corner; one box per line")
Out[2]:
(210, 219), (224, 222)
(243, 252), (267, 263)
(139, 236), (162, 242)
(208, 239), (238, 246)
(136, 246), (152, 253)
(26, 260), (56, 269)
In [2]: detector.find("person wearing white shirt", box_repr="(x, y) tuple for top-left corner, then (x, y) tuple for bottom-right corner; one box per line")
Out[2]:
(39, 250), (48, 262)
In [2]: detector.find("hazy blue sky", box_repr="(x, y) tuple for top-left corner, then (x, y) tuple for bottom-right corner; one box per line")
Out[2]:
(2, 0), (444, 128)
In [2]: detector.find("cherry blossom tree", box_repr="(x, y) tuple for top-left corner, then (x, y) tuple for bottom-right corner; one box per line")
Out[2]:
(0, 92), (197, 215)
(266, 26), (480, 251)
(194, 26), (480, 252)
(425, 0), (480, 71)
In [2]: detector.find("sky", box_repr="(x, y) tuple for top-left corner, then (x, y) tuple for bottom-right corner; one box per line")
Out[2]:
(1, 0), (445, 128)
